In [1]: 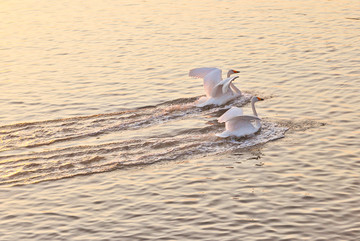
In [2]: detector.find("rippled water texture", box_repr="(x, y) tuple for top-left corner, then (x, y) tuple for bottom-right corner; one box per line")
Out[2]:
(1, 0), (359, 240)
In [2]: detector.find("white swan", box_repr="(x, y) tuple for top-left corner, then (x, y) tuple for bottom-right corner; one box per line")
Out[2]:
(189, 67), (242, 107)
(216, 96), (264, 138)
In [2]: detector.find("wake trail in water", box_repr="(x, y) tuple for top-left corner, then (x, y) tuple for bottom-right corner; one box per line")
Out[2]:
(0, 94), (293, 186)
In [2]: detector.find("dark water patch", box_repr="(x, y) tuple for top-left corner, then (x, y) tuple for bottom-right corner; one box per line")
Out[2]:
(346, 17), (360, 20)
(79, 156), (105, 165)
(157, 96), (200, 106)
(275, 118), (326, 132)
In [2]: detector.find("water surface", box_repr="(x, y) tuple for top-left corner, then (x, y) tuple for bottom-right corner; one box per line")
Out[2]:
(1, 0), (359, 240)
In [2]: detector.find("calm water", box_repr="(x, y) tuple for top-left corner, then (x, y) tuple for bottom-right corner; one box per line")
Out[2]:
(1, 0), (360, 240)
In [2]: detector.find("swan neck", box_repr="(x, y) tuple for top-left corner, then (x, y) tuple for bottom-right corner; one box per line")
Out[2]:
(226, 70), (232, 78)
(252, 101), (258, 117)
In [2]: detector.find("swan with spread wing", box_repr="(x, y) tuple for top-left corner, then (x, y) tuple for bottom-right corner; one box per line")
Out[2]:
(189, 67), (242, 107)
(216, 96), (264, 138)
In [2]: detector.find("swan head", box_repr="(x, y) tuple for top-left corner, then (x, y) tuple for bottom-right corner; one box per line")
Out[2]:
(252, 96), (264, 103)
(227, 69), (240, 77)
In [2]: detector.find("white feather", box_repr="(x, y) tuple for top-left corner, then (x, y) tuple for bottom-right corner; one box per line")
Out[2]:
(189, 67), (221, 79)
(203, 68), (222, 97)
(211, 76), (239, 98)
(222, 76), (239, 94)
(218, 107), (243, 123)
(222, 118), (260, 137)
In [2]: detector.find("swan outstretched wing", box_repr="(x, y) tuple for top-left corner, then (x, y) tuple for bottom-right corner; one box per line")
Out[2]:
(202, 69), (222, 97)
(231, 115), (261, 122)
(189, 68), (225, 97)
(189, 67), (221, 79)
(230, 83), (242, 95)
(222, 76), (239, 94)
(211, 76), (239, 97)
(218, 107), (243, 123)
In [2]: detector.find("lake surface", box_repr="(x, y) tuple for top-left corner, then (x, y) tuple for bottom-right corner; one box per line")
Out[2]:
(1, 0), (359, 240)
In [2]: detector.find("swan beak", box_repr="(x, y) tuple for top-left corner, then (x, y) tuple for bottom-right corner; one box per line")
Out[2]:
(257, 97), (264, 101)
(233, 70), (240, 73)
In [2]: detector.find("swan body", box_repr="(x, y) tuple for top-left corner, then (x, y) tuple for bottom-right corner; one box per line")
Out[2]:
(216, 96), (264, 138)
(189, 67), (242, 107)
